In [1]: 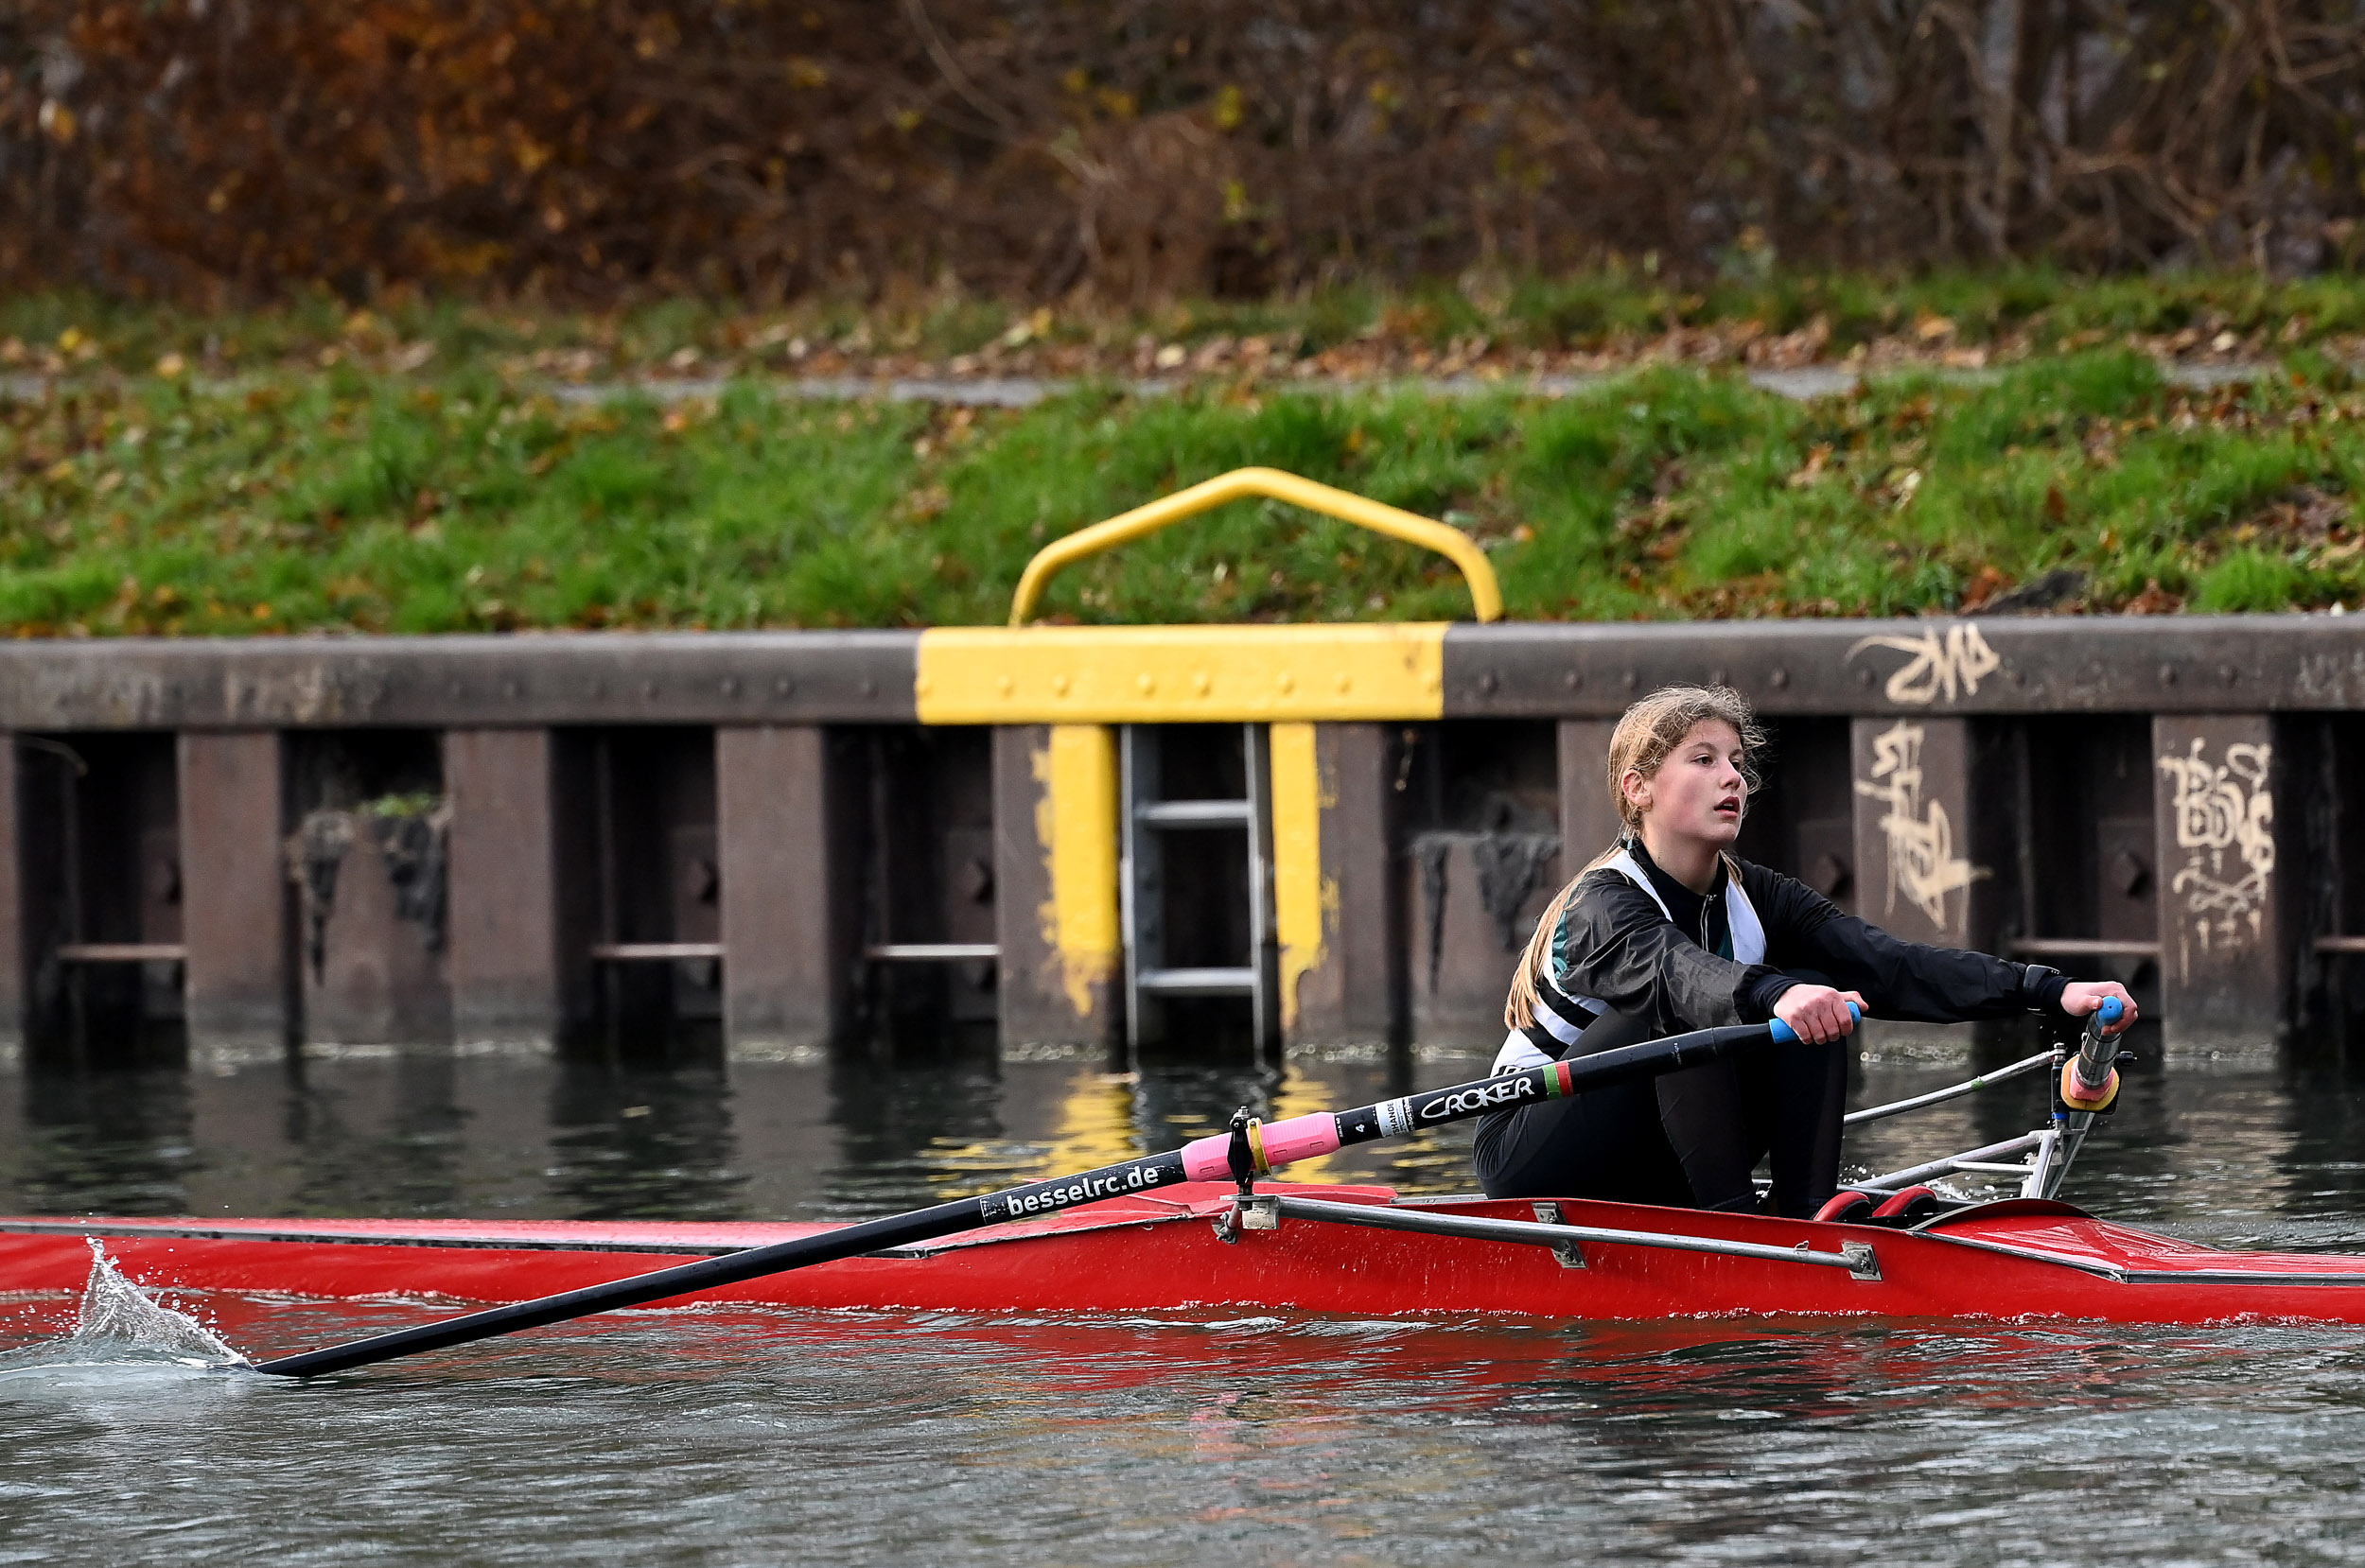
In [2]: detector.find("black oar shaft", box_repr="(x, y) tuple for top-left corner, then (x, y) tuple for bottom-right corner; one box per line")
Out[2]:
(256, 1017), (1784, 1377)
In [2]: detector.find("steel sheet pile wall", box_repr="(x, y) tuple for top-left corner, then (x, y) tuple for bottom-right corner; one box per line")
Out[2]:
(5, 616), (2362, 1065)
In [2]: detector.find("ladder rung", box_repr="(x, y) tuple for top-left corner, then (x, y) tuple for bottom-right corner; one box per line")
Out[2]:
(590, 942), (725, 961)
(865, 943), (999, 963)
(1135, 799), (1252, 828)
(1137, 967), (1257, 996)
(56, 943), (186, 964)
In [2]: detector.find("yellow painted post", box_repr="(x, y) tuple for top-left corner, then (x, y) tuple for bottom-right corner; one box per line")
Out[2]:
(1268, 722), (1337, 1036)
(1034, 724), (1121, 1021)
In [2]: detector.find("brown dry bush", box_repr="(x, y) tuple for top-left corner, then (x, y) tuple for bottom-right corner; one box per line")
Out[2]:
(6, 2), (2365, 305)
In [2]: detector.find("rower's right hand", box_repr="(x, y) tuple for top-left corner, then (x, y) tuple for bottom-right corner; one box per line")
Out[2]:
(2062, 980), (2137, 1035)
(1773, 984), (1864, 1044)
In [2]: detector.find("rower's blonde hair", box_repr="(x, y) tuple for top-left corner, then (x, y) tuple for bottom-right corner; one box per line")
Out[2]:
(1502, 686), (1764, 1030)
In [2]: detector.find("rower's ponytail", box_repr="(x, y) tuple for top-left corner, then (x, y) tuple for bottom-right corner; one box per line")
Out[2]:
(1501, 686), (1762, 1031)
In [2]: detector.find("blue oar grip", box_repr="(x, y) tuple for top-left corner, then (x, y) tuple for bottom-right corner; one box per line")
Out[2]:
(1767, 1000), (1862, 1045)
(2096, 995), (2125, 1026)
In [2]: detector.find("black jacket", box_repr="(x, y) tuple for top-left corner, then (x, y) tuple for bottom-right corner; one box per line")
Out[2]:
(1553, 850), (2068, 1039)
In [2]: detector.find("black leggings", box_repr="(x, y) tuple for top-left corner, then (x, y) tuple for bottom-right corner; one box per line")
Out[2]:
(1471, 1002), (1848, 1219)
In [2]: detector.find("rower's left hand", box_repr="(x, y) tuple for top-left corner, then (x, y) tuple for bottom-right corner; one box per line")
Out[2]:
(2061, 981), (2137, 1035)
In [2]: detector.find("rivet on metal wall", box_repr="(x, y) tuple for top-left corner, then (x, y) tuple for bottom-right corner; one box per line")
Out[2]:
(861, 678), (878, 697)
(1770, 668), (1789, 689)
(2219, 664), (2238, 685)
(642, 680), (659, 699)
(1709, 667), (1728, 686)
(1622, 670), (1638, 690)
(721, 675), (740, 696)
(500, 680), (520, 698)
(774, 676), (795, 697)
(1563, 670), (1583, 690)
(1479, 671), (1499, 696)
(2160, 664), (2178, 686)
(1856, 667), (1874, 687)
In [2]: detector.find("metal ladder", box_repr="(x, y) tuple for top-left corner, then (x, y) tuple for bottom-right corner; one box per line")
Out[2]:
(1119, 724), (1281, 1059)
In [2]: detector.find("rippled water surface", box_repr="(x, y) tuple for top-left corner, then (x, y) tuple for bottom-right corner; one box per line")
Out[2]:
(9, 1026), (2365, 1564)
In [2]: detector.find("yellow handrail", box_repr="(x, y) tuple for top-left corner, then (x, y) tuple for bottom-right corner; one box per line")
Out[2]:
(1006, 466), (1504, 626)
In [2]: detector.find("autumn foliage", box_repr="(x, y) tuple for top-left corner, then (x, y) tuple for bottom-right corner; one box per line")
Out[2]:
(7, 3), (2365, 305)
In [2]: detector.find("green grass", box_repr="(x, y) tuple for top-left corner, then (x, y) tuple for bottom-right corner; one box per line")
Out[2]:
(6, 344), (2362, 635)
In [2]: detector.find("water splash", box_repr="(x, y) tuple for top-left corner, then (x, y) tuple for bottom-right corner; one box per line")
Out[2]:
(0, 1240), (247, 1373)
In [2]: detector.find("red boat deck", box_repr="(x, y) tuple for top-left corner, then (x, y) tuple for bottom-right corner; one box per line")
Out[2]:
(6, 1184), (2365, 1327)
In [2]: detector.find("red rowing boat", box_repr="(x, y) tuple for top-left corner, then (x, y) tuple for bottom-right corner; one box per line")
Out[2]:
(11, 1009), (2356, 1360)
(9, 1179), (2365, 1330)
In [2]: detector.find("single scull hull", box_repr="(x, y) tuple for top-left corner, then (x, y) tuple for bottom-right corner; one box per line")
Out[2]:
(8, 1183), (2365, 1328)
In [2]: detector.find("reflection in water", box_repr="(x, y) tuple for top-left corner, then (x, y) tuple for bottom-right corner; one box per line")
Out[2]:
(545, 1063), (745, 1220)
(281, 1053), (467, 1217)
(11, 1068), (195, 1215)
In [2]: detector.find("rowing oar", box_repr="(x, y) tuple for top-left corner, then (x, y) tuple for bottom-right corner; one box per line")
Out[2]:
(255, 1013), (1822, 1377)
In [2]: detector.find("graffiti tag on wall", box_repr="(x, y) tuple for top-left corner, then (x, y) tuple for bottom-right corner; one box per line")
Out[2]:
(2157, 738), (2274, 962)
(1847, 623), (2004, 706)
(1854, 721), (1988, 929)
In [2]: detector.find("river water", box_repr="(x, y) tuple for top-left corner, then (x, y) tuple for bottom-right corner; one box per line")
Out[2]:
(6, 1026), (2365, 1564)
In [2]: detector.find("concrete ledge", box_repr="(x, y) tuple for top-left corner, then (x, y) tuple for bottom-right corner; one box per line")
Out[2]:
(0, 631), (920, 731)
(1442, 615), (2365, 718)
(7, 617), (2365, 732)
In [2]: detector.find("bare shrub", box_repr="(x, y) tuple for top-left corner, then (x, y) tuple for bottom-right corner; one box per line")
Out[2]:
(5, 2), (2365, 303)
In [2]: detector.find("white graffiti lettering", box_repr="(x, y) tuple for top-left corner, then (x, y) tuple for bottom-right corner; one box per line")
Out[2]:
(1853, 721), (1987, 929)
(1846, 623), (2004, 706)
(2158, 738), (2274, 962)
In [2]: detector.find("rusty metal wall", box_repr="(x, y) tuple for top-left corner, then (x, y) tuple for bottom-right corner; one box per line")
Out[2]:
(1407, 721), (1563, 1048)
(444, 728), (588, 1049)
(177, 731), (292, 1059)
(715, 724), (868, 1058)
(9, 615), (2365, 1063)
(1288, 723), (1407, 1047)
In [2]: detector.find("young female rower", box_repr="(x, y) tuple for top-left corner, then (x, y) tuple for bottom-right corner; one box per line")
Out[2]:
(1478, 685), (2136, 1219)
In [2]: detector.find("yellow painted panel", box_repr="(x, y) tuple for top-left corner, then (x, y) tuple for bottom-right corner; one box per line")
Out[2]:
(1268, 722), (1335, 1033)
(1032, 723), (1119, 1019)
(918, 623), (1447, 725)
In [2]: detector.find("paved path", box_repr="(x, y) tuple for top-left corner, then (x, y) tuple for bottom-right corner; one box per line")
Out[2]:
(0, 358), (2277, 409)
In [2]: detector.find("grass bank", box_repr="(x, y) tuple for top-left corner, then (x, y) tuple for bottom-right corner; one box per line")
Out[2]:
(6, 343), (2361, 636)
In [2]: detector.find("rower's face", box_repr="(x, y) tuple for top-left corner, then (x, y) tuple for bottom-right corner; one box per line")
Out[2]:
(1634, 720), (1747, 845)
